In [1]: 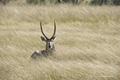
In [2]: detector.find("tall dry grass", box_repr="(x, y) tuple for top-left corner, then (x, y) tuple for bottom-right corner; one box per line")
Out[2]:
(0, 3), (120, 80)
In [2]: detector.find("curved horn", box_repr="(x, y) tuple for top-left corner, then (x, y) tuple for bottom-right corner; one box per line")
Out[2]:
(50, 21), (56, 39)
(40, 22), (48, 39)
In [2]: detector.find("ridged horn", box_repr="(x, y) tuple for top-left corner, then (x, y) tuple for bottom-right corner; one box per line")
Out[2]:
(50, 21), (56, 39)
(40, 22), (48, 39)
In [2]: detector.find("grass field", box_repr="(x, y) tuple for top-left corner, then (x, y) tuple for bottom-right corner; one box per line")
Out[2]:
(0, 3), (120, 80)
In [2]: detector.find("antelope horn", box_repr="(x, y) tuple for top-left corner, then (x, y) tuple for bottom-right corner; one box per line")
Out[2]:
(40, 22), (48, 39)
(50, 21), (56, 39)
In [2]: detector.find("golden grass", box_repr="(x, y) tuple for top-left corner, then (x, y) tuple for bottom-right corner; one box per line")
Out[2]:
(0, 4), (120, 80)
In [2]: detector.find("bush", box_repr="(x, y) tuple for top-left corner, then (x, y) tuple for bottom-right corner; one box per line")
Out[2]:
(26, 0), (120, 5)
(26, 0), (45, 4)
(26, 0), (61, 4)
(91, 0), (120, 5)
(113, 0), (120, 5)
(91, 0), (106, 5)
(26, 0), (33, 3)
(26, 0), (76, 4)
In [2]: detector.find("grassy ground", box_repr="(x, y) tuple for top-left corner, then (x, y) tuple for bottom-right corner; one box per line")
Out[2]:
(0, 3), (120, 80)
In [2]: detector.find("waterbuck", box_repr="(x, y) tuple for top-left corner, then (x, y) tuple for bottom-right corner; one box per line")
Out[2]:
(31, 22), (56, 59)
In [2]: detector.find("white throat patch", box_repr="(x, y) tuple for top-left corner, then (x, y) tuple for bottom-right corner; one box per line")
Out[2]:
(35, 50), (40, 53)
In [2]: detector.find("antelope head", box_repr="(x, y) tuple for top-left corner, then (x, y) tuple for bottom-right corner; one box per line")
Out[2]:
(40, 22), (56, 51)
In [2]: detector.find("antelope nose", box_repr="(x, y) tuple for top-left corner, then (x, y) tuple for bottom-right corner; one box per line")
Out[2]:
(49, 43), (51, 48)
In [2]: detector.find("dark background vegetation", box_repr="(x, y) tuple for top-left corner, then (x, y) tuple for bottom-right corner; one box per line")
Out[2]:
(26, 0), (120, 5)
(0, 0), (120, 5)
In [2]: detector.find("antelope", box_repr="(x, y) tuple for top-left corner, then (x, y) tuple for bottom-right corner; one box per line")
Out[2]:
(31, 22), (56, 59)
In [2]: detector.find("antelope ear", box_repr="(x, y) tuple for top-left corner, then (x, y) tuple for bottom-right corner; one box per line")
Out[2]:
(41, 36), (46, 41)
